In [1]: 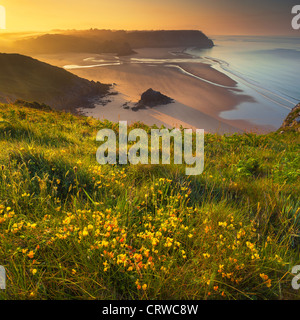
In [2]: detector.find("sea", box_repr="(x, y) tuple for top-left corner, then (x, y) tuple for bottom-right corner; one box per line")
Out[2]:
(187, 35), (300, 128)
(65, 35), (300, 129)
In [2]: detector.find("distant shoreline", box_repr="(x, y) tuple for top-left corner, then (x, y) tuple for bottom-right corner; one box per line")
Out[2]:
(32, 48), (274, 134)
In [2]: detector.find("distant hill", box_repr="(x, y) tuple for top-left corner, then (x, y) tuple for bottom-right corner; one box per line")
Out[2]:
(122, 30), (214, 48)
(14, 30), (214, 55)
(15, 34), (135, 56)
(0, 53), (110, 110)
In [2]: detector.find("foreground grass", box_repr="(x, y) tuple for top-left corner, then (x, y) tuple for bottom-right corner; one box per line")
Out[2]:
(0, 102), (299, 300)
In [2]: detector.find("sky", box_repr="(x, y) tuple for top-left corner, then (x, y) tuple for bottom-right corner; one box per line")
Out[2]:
(1, 0), (300, 35)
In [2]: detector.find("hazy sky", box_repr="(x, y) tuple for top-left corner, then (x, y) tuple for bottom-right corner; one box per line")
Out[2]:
(1, 0), (299, 35)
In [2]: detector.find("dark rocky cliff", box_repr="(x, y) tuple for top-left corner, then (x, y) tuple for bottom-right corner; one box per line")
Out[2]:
(279, 103), (300, 133)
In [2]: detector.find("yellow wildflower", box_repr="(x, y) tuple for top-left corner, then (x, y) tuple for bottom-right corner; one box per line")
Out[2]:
(82, 229), (89, 237)
(27, 251), (35, 259)
(260, 273), (269, 281)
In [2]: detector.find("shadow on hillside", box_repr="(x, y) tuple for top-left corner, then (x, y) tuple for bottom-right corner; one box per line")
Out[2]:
(0, 121), (74, 147)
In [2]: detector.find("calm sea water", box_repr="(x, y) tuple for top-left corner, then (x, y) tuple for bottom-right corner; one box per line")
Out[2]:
(187, 35), (300, 127)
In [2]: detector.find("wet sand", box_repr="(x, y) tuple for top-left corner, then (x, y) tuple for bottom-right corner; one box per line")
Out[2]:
(33, 48), (274, 134)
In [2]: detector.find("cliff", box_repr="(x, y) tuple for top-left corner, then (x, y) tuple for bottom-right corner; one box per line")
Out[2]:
(279, 103), (300, 133)
(124, 30), (214, 48)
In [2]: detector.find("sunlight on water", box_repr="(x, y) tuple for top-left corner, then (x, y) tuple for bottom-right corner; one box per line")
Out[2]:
(189, 36), (300, 104)
(64, 62), (121, 69)
(187, 36), (300, 126)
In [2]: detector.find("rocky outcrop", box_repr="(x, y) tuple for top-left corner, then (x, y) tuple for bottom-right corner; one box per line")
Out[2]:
(279, 103), (300, 133)
(140, 88), (173, 106)
(132, 88), (174, 111)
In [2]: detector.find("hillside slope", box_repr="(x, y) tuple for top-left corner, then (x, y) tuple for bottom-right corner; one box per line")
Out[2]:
(0, 53), (110, 110)
(0, 101), (299, 300)
(279, 103), (300, 133)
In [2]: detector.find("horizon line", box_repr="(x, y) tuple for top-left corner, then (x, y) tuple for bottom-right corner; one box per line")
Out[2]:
(0, 28), (298, 38)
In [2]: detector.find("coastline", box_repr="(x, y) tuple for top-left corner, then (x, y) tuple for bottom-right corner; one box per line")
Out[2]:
(33, 48), (275, 134)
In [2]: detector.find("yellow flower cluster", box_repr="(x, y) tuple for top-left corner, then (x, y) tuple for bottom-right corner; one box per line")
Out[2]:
(260, 273), (272, 288)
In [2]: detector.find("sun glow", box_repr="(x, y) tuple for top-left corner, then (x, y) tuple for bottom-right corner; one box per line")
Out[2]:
(0, 5), (5, 29)
(0, 0), (297, 35)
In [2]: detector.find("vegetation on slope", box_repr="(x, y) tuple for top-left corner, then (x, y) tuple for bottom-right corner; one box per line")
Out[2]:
(279, 103), (300, 133)
(0, 101), (299, 300)
(0, 53), (110, 110)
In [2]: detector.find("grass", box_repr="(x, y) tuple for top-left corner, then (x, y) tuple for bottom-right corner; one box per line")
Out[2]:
(0, 101), (299, 300)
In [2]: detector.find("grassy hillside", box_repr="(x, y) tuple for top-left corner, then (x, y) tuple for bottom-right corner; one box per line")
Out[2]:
(0, 101), (299, 300)
(0, 53), (110, 110)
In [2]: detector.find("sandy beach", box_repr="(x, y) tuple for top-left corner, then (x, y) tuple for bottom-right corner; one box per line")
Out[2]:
(33, 48), (274, 133)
